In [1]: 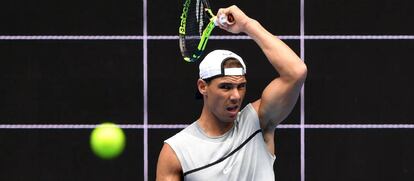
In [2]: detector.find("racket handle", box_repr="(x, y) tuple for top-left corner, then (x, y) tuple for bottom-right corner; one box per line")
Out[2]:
(215, 14), (235, 26)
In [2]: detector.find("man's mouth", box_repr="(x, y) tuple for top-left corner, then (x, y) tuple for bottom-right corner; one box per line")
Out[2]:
(226, 105), (239, 112)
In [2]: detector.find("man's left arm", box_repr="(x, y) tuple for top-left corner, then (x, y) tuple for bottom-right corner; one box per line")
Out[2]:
(248, 18), (307, 153)
(217, 6), (307, 153)
(246, 19), (307, 130)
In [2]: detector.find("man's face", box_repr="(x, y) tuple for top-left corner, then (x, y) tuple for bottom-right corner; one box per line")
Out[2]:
(204, 75), (247, 122)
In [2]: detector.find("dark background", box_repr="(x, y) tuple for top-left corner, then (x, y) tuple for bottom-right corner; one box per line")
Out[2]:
(1, 0), (413, 180)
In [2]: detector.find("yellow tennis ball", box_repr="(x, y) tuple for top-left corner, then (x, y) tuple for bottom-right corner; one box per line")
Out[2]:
(90, 122), (126, 159)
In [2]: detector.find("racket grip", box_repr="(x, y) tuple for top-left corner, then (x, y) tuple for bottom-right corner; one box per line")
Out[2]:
(215, 14), (235, 26)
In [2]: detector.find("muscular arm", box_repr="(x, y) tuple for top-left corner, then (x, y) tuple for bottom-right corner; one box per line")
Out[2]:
(156, 143), (182, 181)
(247, 20), (307, 128)
(217, 6), (307, 153)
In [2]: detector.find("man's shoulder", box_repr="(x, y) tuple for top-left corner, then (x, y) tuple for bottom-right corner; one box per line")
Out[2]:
(240, 103), (256, 114)
(157, 143), (183, 180)
(238, 103), (259, 121)
(236, 103), (261, 132)
(165, 122), (198, 145)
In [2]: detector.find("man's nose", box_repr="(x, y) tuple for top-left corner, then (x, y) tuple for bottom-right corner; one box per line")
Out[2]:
(229, 88), (241, 102)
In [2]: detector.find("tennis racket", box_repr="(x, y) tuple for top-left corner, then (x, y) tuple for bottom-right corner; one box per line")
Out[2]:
(179, 0), (234, 62)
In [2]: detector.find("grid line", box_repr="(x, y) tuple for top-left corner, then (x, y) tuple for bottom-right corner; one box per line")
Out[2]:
(300, 0), (306, 180)
(1, 35), (414, 40)
(142, 0), (149, 180)
(1, 124), (414, 129)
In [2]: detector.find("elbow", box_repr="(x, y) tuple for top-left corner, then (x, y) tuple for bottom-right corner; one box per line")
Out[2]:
(298, 62), (308, 81)
(291, 61), (307, 83)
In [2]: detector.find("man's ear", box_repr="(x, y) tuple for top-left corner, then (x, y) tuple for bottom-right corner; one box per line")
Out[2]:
(197, 79), (207, 96)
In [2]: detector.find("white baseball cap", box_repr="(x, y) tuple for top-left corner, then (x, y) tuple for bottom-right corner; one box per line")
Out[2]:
(199, 50), (246, 79)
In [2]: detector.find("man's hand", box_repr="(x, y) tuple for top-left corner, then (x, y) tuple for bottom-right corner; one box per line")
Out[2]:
(216, 5), (253, 34)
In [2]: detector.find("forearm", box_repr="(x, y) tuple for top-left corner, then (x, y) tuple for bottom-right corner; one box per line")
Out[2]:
(244, 20), (307, 81)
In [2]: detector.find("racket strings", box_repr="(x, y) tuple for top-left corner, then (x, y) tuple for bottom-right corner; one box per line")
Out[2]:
(180, 0), (210, 59)
(198, 0), (204, 35)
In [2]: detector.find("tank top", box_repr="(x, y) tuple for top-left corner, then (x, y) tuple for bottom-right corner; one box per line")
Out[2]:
(165, 104), (276, 181)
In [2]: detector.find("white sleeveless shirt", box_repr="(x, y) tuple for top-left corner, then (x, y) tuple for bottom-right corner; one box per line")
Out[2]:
(165, 104), (276, 181)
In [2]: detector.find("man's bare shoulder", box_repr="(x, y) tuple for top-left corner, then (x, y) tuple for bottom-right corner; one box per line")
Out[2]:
(156, 143), (182, 181)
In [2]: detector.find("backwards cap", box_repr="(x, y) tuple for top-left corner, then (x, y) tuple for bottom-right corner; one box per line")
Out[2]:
(199, 50), (246, 79)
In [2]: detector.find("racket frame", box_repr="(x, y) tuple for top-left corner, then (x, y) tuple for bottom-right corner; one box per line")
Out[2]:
(179, 0), (217, 62)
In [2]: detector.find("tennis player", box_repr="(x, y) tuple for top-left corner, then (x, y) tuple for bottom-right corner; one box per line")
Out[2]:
(157, 6), (307, 180)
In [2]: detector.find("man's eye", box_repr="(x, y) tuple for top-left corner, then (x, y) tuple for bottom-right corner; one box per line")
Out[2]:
(238, 84), (246, 89)
(219, 84), (232, 90)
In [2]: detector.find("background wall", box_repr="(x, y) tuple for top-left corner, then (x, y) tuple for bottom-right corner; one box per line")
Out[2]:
(1, 0), (413, 180)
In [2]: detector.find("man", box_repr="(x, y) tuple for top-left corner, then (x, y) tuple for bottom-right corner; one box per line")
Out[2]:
(157, 5), (307, 181)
